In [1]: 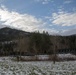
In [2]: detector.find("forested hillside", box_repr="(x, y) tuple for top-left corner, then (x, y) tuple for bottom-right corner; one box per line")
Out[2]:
(0, 27), (76, 56)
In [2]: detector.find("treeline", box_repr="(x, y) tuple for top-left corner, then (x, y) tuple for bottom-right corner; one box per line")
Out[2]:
(0, 31), (76, 56)
(0, 42), (17, 56)
(28, 31), (53, 54)
(0, 31), (53, 56)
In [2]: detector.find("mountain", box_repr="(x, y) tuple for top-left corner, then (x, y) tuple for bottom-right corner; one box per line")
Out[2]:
(0, 27), (30, 42)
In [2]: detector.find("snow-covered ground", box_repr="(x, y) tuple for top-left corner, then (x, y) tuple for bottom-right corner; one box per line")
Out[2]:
(12, 54), (76, 60)
(0, 57), (76, 75)
(58, 53), (76, 59)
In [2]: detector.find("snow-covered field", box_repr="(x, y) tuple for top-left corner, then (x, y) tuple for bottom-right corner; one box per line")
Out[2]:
(58, 53), (76, 59)
(0, 57), (76, 75)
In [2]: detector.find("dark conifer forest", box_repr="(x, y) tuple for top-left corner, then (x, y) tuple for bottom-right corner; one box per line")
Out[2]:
(0, 27), (76, 56)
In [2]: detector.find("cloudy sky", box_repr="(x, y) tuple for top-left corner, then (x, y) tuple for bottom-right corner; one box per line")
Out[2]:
(0, 0), (76, 35)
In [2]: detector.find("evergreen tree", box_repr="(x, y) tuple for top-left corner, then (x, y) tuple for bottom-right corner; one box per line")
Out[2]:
(29, 31), (52, 54)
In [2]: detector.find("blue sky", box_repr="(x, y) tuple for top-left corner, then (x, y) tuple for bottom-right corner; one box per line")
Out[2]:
(0, 0), (76, 35)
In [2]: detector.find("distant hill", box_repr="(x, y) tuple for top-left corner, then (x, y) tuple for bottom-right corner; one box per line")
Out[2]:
(0, 27), (30, 42)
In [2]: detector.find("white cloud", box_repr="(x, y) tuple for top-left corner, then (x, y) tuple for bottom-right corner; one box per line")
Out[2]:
(42, 0), (50, 4)
(39, 28), (59, 35)
(61, 28), (76, 35)
(35, 0), (51, 4)
(0, 24), (6, 29)
(0, 5), (59, 35)
(64, 0), (72, 4)
(0, 5), (44, 32)
(0, 5), (76, 35)
(51, 12), (76, 26)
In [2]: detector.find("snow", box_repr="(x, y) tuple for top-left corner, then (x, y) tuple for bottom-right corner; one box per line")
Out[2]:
(37, 55), (49, 60)
(21, 54), (76, 60)
(0, 57), (76, 75)
(0, 57), (13, 62)
(58, 53), (76, 59)
(21, 55), (49, 60)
